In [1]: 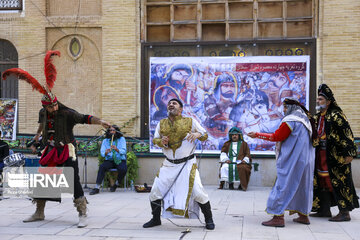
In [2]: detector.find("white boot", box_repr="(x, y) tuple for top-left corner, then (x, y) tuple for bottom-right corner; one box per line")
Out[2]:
(23, 200), (46, 222)
(74, 196), (88, 228)
(77, 215), (88, 228)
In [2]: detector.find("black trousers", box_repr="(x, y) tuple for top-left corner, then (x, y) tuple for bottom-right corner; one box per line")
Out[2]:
(64, 156), (84, 199)
(95, 160), (127, 186)
(34, 156), (83, 202)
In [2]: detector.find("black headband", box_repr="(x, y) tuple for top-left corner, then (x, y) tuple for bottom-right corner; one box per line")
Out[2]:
(168, 98), (183, 108)
(283, 98), (300, 106)
(318, 84), (335, 102)
(283, 98), (311, 115)
(319, 92), (329, 100)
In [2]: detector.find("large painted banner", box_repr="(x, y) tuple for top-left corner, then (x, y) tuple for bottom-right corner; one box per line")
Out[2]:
(149, 56), (310, 154)
(0, 99), (18, 141)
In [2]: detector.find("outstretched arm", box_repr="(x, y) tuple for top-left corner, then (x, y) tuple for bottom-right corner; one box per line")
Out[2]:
(71, 110), (111, 129)
(90, 116), (111, 129)
(248, 122), (291, 142)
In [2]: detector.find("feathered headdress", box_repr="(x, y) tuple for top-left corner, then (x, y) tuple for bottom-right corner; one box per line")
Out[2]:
(2, 50), (61, 105)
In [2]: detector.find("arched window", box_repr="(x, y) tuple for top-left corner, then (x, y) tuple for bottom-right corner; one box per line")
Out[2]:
(0, 39), (18, 98)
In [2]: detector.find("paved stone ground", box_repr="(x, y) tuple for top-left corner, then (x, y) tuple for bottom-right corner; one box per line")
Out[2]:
(0, 186), (359, 240)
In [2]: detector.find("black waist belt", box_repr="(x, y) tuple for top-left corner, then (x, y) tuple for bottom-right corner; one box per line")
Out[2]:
(166, 154), (195, 164)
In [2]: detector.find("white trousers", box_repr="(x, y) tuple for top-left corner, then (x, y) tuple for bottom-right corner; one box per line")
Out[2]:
(149, 157), (209, 218)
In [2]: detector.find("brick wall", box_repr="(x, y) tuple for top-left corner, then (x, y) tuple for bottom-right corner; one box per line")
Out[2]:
(318, 0), (360, 136)
(0, 0), (46, 135)
(101, 0), (140, 136)
(0, 0), (141, 137)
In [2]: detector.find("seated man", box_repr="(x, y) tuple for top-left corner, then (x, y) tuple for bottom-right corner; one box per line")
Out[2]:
(90, 125), (127, 195)
(219, 127), (252, 191)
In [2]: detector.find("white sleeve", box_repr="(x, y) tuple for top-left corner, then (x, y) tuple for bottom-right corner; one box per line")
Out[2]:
(192, 118), (207, 136)
(153, 122), (162, 147)
(242, 156), (250, 164)
(220, 152), (230, 162)
(154, 122), (161, 139)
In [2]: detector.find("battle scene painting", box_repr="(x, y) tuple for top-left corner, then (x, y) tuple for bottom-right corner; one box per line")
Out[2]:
(149, 56), (310, 154)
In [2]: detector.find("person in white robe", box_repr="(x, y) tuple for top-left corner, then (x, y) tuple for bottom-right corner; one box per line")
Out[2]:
(143, 98), (215, 230)
(219, 127), (252, 190)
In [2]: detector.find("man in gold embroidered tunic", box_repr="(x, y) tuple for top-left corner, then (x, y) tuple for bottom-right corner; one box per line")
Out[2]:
(143, 98), (215, 230)
(311, 84), (359, 221)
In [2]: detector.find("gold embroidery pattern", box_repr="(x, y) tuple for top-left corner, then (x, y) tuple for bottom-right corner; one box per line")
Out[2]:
(344, 166), (350, 175)
(313, 109), (358, 211)
(340, 140), (347, 148)
(331, 167), (346, 185)
(313, 176), (318, 187)
(313, 138), (319, 147)
(312, 196), (320, 209)
(184, 163), (197, 218)
(331, 167), (355, 209)
(331, 178), (339, 187)
(325, 113), (332, 122)
(153, 138), (164, 148)
(329, 132), (340, 142)
(159, 116), (193, 157)
(344, 128), (354, 141)
(198, 133), (208, 142)
(340, 187), (353, 202)
(338, 156), (345, 165)
(338, 200), (346, 209)
(336, 117), (343, 127)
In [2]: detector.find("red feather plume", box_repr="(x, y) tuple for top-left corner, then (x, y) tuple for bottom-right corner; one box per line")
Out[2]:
(44, 50), (60, 90)
(2, 68), (47, 95)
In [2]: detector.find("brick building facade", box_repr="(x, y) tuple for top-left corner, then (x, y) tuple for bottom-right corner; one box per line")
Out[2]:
(317, 0), (360, 135)
(0, 0), (140, 137)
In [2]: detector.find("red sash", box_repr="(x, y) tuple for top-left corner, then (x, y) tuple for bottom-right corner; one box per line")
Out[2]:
(39, 144), (69, 166)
